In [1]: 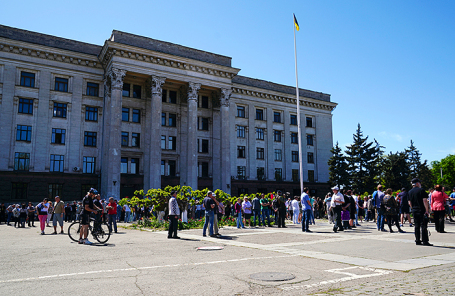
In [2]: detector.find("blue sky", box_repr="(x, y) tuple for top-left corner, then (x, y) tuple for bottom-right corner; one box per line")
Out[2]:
(3, 0), (454, 163)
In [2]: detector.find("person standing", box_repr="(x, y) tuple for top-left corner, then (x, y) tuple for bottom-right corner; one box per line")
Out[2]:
(168, 191), (180, 239)
(123, 203), (131, 223)
(46, 200), (53, 228)
(212, 194), (223, 237)
(374, 185), (386, 231)
(36, 199), (49, 235)
(398, 188), (412, 227)
(276, 191), (287, 228)
(242, 197), (252, 227)
(383, 188), (404, 233)
(52, 196), (65, 234)
(431, 185), (448, 233)
(408, 178), (432, 246)
(291, 197), (300, 224)
(234, 198), (245, 229)
(6, 204), (15, 226)
(331, 186), (344, 232)
(325, 193), (333, 224)
(260, 194), (271, 227)
(301, 188), (312, 232)
(79, 188), (99, 245)
(202, 191), (216, 237)
(106, 197), (118, 233)
(27, 202), (36, 227)
(252, 195), (262, 227)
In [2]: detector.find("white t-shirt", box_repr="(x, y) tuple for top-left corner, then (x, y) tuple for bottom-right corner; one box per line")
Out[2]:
(291, 200), (300, 212)
(124, 205), (131, 212)
(352, 195), (359, 209)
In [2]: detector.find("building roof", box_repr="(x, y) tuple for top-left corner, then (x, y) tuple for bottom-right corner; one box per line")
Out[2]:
(232, 75), (331, 102)
(0, 25), (102, 56)
(109, 30), (232, 68)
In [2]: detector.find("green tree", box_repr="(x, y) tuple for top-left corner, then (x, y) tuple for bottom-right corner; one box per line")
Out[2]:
(328, 142), (349, 187)
(406, 140), (434, 188)
(379, 151), (410, 190)
(431, 154), (455, 188)
(344, 124), (382, 193)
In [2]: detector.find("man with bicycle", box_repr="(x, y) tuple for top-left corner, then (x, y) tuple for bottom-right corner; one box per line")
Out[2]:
(79, 188), (101, 245)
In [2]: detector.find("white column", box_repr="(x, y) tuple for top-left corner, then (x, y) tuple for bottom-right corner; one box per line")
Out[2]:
(186, 82), (201, 190)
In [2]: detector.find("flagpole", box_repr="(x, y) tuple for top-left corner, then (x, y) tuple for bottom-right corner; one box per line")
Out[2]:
(293, 14), (304, 193)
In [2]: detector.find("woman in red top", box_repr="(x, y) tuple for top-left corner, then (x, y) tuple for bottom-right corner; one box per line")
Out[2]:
(106, 197), (118, 233)
(431, 185), (449, 233)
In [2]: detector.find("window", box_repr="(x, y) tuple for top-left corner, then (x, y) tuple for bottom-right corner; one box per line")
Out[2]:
(132, 109), (140, 123)
(122, 83), (130, 97)
(275, 168), (282, 181)
(51, 128), (66, 144)
(132, 133), (140, 147)
(122, 108), (129, 122)
(55, 77), (68, 92)
(84, 131), (97, 147)
(307, 152), (314, 163)
(121, 157), (128, 174)
(256, 128), (264, 140)
(12, 183), (28, 200)
(50, 155), (64, 172)
(168, 113), (177, 127)
(237, 126), (246, 138)
(291, 132), (298, 144)
(237, 106), (245, 118)
(169, 90), (177, 104)
(256, 148), (264, 160)
(53, 103), (67, 118)
(18, 98), (33, 114)
(83, 156), (95, 174)
(131, 158), (139, 174)
(237, 146), (246, 158)
(121, 132), (129, 146)
(48, 184), (63, 200)
(201, 162), (209, 177)
(290, 114), (297, 125)
(85, 107), (98, 121)
(308, 170), (315, 182)
(237, 166), (246, 180)
(307, 134), (314, 146)
(273, 112), (281, 123)
(133, 85), (141, 99)
(161, 136), (166, 149)
(292, 151), (299, 162)
(200, 96), (209, 108)
(168, 160), (176, 176)
(201, 139), (209, 153)
(168, 136), (176, 150)
(257, 167), (265, 180)
(292, 169), (299, 182)
(199, 117), (209, 131)
(274, 130), (281, 142)
(275, 149), (282, 161)
(306, 117), (313, 127)
(256, 109), (264, 120)
(161, 113), (166, 126)
(161, 160), (165, 175)
(14, 152), (30, 171)
(86, 82), (99, 96)
(16, 125), (32, 142)
(20, 71), (35, 87)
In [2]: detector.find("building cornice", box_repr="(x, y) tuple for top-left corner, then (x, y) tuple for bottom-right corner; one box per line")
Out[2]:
(99, 41), (240, 80)
(0, 38), (102, 69)
(231, 84), (337, 111)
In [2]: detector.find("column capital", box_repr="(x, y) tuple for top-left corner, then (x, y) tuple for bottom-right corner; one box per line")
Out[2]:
(108, 68), (127, 90)
(151, 76), (166, 96)
(188, 82), (201, 102)
(220, 88), (232, 107)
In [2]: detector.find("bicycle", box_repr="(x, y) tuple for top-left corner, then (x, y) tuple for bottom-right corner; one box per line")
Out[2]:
(68, 216), (111, 244)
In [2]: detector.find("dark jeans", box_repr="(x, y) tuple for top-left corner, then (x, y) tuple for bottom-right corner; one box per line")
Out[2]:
(28, 215), (35, 226)
(412, 210), (429, 243)
(168, 215), (178, 238)
(386, 214), (401, 231)
(203, 210), (214, 236)
(108, 214), (117, 233)
(333, 206), (343, 231)
(376, 208), (385, 230)
(277, 208), (286, 227)
(302, 209), (311, 231)
(433, 210), (445, 232)
(252, 209), (262, 226)
(261, 209), (270, 226)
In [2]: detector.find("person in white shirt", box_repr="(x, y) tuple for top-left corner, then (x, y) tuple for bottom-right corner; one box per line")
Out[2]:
(330, 186), (345, 232)
(123, 204), (131, 223)
(291, 198), (300, 224)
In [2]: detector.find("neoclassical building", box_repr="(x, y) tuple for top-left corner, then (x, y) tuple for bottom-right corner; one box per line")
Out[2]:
(0, 25), (337, 202)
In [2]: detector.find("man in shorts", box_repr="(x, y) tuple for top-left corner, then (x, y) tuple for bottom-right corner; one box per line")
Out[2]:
(399, 188), (412, 227)
(79, 188), (100, 245)
(52, 196), (65, 234)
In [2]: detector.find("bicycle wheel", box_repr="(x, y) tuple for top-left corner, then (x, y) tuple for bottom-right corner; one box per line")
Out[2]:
(93, 223), (110, 244)
(68, 222), (81, 242)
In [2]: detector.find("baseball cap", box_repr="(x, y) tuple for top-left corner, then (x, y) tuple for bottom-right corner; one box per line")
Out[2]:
(89, 188), (98, 194)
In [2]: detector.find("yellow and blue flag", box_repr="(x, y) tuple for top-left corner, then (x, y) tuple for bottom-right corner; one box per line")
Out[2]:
(293, 14), (299, 31)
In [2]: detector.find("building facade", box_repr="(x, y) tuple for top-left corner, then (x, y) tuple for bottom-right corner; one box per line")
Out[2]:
(0, 25), (337, 203)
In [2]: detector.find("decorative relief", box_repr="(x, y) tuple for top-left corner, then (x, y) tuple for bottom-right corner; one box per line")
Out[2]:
(0, 42), (102, 68)
(151, 76), (166, 96)
(108, 68), (127, 90)
(187, 82), (201, 102)
(104, 78), (111, 98)
(220, 88), (232, 107)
